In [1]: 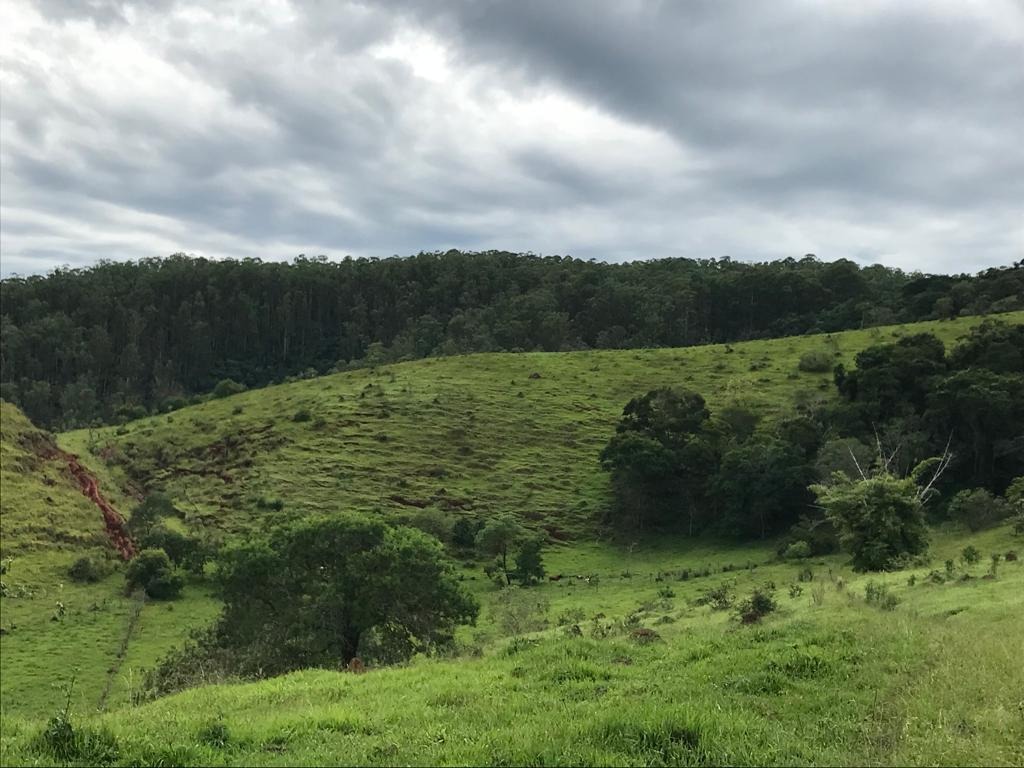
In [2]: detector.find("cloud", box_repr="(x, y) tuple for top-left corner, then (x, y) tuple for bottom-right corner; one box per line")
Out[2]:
(1, 0), (1021, 276)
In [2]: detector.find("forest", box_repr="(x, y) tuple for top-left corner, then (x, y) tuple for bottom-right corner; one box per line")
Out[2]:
(2, 252), (1021, 429)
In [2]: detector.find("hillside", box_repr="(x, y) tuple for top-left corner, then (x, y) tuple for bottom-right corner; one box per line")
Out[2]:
(1, 311), (1022, 766)
(59, 311), (1024, 541)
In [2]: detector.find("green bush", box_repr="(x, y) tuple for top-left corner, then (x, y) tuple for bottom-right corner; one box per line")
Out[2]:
(797, 350), (833, 373)
(736, 584), (777, 624)
(960, 545), (982, 567)
(212, 379), (246, 399)
(125, 548), (183, 600)
(783, 540), (811, 559)
(67, 556), (110, 584)
(292, 409), (312, 422)
(947, 488), (1009, 532)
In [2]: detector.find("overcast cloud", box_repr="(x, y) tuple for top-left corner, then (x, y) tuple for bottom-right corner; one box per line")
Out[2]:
(1, 0), (1022, 276)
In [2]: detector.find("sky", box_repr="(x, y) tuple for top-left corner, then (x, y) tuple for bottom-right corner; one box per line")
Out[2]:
(1, 0), (1022, 277)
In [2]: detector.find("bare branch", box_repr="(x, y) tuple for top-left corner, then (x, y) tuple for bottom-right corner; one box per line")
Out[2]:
(918, 433), (955, 503)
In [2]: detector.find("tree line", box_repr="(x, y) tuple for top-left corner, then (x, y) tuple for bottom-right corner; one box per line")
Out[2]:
(3, 251), (1020, 428)
(601, 320), (1024, 566)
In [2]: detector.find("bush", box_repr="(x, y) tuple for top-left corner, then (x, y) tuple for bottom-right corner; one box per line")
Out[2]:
(961, 545), (981, 567)
(146, 516), (478, 693)
(125, 548), (183, 600)
(783, 540), (811, 560)
(139, 524), (197, 567)
(697, 584), (733, 610)
(67, 556), (109, 584)
(798, 350), (833, 373)
(212, 379), (246, 399)
(736, 584), (777, 624)
(811, 474), (928, 571)
(292, 409), (312, 422)
(947, 488), (1009, 532)
(512, 538), (546, 586)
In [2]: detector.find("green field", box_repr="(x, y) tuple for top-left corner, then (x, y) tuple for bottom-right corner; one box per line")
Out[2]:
(1, 312), (1022, 765)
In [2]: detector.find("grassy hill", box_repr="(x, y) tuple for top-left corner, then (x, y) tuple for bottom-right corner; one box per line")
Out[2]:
(57, 311), (1024, 542)
(1, 311), (1022, 765)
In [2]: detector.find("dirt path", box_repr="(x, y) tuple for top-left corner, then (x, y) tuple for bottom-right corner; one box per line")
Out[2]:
(97, 590), (146, 711)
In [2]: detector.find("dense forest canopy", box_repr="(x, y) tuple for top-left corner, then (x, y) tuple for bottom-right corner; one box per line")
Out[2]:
(1, 251), (1021, 429)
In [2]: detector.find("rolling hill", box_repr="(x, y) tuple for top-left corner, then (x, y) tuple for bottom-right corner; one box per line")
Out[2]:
(1, 311), (1022, 765)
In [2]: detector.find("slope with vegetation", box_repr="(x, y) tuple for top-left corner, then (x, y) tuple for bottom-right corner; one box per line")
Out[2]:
(1, 311), (1022, 766)
(3, 252), (1021, 429)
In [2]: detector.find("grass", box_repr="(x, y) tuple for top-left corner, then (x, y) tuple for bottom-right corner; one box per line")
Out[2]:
(1, 311), (1022, 764)
(1, 524), (1021, 766)
(57, 311), (1024, 544)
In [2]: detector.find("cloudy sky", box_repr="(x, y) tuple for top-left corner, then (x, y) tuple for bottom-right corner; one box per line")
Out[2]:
(1, 0), (1022, 276)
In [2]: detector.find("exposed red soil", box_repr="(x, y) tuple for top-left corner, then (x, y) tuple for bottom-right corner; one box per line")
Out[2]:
(38, 442), (136, 560)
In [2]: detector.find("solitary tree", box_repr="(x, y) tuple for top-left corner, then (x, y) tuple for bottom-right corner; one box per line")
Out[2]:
(476, 515), (528, 585)
(811, 474), (929, 571)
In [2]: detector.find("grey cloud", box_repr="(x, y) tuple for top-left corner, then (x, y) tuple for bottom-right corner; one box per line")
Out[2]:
(1, 0), (1022, 276)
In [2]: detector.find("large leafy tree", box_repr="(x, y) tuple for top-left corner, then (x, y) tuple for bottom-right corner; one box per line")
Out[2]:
(811, 474), (929, 571)
(600, 388), (718, 532)
(715, 438), (815, 539)
(210, 516), (478, 675)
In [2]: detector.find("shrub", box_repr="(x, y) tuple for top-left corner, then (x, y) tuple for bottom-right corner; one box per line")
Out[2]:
(961, 545), (982, 567)
(798, 350), (833, 373)
(125, 548), (183, 600)
(67, 556), (109, 584)
(788, 584), (803, 598)
(947, 488), (1009, 532)
(139, 524), (196, 567)
(783, 540), (811, 560)
(797, 566), (814, 582)
(146, 517), (478, 692)
(212, 379), (246, 399)
(697, 584), (733, 610)
(736, 584), (777, 624)
(292, 409), (312, 422)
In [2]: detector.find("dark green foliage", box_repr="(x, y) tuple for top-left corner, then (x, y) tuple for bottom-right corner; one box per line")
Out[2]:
(125, 548), (183, 600)
(452, 517), (485, 549)
(67, 556), (110, 584)
(138, 528), (197, 569)
(736, 584), (778, 624)
(715, 437), (814, 539)
(512, 538), (546, 586)
(476, 515), (529, 586)
(292, 409), (312, 422)
(832, 323), (1024, 495)
(212, 379), (246, 398)
(811, 475), (929, 571)
(948, 319), (1024, 374)
(947, 489), (1010, 532)
(600, 388), (718, 533)
(128, 493), (183, 538)
(6, 252), (1015, 429)
(149, 516), (478, 691)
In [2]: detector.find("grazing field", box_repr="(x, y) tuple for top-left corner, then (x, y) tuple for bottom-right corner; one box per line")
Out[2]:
(1, 523), (1021, 766)
(1, 311), (1022, 766)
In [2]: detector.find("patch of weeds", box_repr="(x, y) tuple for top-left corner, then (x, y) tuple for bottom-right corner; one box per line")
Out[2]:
(197, 716), (231, 749)
(864, 581), (899, 611)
